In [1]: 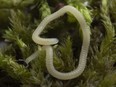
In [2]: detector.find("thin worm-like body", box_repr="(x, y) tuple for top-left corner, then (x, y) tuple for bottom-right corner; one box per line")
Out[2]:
(25, 51), (38, 64)
(32, 6), (90, 45)
(32, 5), (90, 80)
(44, 45), (88, 80)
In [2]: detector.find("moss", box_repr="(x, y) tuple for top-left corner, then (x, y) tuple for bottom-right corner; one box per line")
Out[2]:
(0, 0), (115, 87)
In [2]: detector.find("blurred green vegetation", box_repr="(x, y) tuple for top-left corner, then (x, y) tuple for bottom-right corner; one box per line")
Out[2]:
(0, 0), (116, 87)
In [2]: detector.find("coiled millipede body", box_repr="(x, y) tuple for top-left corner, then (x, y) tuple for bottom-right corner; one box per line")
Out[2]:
(31, 5), (90, 80)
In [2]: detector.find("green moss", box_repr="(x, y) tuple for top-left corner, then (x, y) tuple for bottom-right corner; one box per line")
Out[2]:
(0, 0), (115, 87)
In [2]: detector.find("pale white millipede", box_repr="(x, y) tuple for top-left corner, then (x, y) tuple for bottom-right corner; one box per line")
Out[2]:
(30, 5), (91, 80)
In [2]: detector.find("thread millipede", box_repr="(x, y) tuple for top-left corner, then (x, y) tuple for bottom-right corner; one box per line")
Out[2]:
(29, 5), (90, 80)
